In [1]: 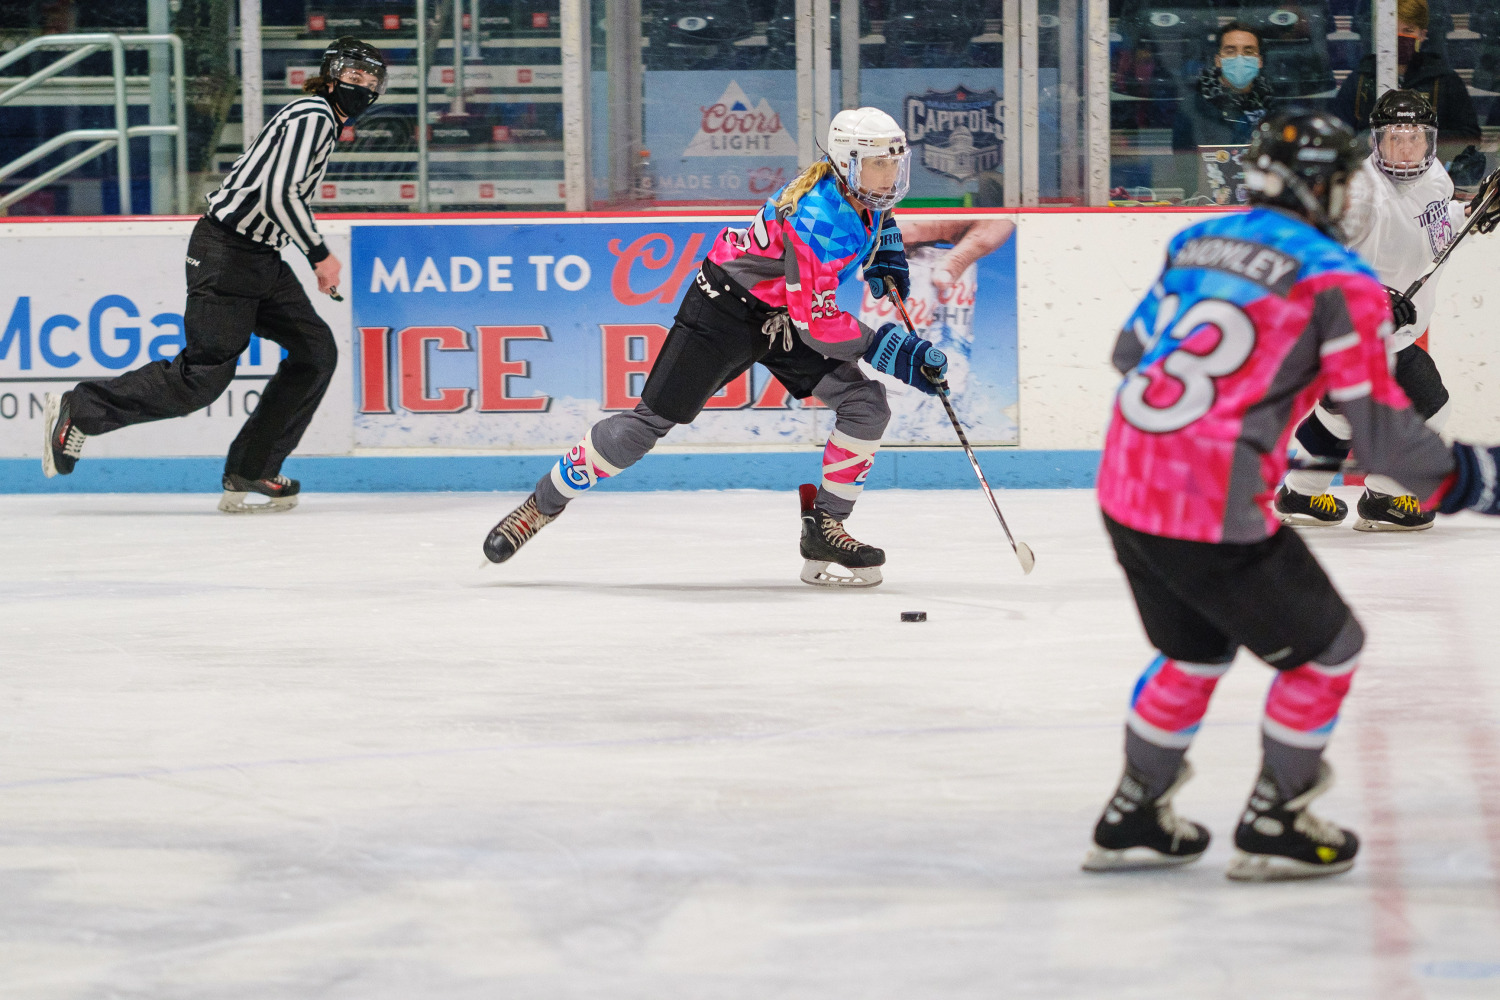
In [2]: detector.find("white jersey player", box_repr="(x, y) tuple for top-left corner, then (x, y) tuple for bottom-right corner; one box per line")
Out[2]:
(1275, 89), (1463, 531)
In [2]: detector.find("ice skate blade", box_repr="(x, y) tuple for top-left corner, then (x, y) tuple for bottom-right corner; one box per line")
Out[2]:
(800, 560), (882, 588)
(1352, 517), (1433, 532)
(1225, 849), (1354, 881)
(218, 491), (299, 514)
(40, 392), (59, 478)
(1081, 845), (1205, 872)
(1277, 511), (1344, 527)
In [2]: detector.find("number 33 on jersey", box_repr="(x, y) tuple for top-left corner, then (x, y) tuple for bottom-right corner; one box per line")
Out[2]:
(1097, 207), (1424, 546)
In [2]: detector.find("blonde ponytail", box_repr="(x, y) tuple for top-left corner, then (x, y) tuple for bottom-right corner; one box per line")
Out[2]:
(775, 160), (836, 213)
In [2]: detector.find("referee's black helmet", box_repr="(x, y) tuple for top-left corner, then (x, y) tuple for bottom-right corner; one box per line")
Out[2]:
(319, 37), (388, 95)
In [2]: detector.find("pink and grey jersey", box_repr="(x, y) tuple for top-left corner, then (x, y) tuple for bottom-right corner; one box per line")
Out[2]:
(705, 173), (879, 362)
(1098, 207), (1456, 544)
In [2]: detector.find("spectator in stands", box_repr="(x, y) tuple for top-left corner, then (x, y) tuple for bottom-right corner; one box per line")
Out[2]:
(1333, 0), (1481, 163)
(1173, 22), (1277, 150)
(1172, 22), (1276, 202)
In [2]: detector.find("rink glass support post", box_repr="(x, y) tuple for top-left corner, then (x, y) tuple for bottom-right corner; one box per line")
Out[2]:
(1084, 0), (1110, 206)
(796, 0), (814, 166)
(840, 0), (859, 112)
(813, 0), (831, 151)
(560, 0), (591, 210)
(239, 0), (262, 149)
(1003, 0), (1020, 206)
(1020, 0), (1039, 206)
(1375, 0), (1398, 97)
(417, 0), (431, 212)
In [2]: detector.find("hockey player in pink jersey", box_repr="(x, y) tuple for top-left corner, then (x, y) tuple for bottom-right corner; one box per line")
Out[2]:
(1276, 90), (1472, 530)
(479, 108), (949, 587)
(1083, 110), (1500, 880)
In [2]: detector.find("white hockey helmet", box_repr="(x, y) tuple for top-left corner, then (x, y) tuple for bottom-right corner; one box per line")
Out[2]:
(826, 107), (911, 211)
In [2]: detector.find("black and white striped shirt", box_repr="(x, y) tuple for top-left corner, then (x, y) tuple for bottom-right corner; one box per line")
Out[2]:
(205, 97), (339, 263)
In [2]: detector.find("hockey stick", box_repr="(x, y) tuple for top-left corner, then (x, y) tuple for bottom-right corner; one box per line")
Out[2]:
(882, 276), (1036, 575)
(1401, 180), (1500, 300)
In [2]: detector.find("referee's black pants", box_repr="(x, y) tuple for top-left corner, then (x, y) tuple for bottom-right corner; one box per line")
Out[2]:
(68, 218), (338, 480)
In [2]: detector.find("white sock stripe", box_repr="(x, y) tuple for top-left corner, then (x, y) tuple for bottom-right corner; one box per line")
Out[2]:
(827, 428), (881, 458)
(1262, 716), (1333, 749)
(1308, 654), (1359, 677)
(823, 454), (871, 476)
(584, 428), (624, 478)
(1126, 713), (1197, 749)
(1170, 659), (1233, 678)
(820, 478), (865, 500)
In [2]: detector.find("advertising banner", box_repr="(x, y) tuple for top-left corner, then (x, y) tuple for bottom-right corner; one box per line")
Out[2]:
(640, 71), (801, 202)
(349, 215), (1017, 450)
(0, 227), (353, 460)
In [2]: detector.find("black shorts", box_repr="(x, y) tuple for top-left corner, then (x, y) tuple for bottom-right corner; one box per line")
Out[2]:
(642, 263), (844, 424)
(1103, 514), (1353, 669)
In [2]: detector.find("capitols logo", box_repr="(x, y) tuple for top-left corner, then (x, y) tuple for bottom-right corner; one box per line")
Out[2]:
(684, 81), (797, 157)
(904, 87), (1003, 183)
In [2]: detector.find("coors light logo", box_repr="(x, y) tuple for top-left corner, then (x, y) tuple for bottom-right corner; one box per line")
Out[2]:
(683, 81), (797, 157)
(904, 87), (1003, 182)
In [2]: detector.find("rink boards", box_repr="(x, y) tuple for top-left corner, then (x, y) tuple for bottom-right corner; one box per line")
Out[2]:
(3, 208), (1499, 492)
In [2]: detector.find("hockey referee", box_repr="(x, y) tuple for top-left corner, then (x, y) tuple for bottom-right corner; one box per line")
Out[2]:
(41, 37), (387, 513)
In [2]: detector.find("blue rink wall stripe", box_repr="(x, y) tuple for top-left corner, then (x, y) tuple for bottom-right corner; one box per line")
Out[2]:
(0, 450), (1102, 494)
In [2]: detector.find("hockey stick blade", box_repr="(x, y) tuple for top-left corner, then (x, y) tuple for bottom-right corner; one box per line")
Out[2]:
(883, 277), (1035, 575)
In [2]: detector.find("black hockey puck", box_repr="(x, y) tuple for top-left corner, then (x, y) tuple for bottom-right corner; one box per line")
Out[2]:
(900, 611), (927, 622)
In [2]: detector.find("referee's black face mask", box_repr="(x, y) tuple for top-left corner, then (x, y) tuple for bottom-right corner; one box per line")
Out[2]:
(331, 81), (377, 120)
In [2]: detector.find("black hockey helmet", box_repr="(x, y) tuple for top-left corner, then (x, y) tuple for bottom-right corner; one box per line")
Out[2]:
(1369, 89), (1437, 181)
(1245, 109), (1363, 237)
(318, 36), (388, 96)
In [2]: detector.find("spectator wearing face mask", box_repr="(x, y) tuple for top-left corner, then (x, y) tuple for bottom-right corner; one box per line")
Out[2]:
(1332, 0), (1481, 169)
(1172, 22), (1274, 200)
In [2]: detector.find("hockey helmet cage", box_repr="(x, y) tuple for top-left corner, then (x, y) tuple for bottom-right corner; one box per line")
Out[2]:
(826, 107), (911, 211)
(319, 36), (388, 95)
(1369, 89), (1437, 181)
(1245, 110), (1363, 237)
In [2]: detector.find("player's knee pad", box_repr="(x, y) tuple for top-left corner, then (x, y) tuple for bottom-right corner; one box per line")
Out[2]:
(1394, 342), (1450, 420)
(1126, 654), (1232, 749)
(831, 378), (891, 441)
(1296, 406), (1352, 458)
(1263, 618), (1362, 748)
(821, 428), (880, 502)
(549, 426), (624, 500)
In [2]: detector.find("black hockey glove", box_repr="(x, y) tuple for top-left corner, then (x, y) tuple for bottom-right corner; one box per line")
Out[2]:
(1467, 168), (1500, 235)
(1447, 145), (1487, 188)
(864, 322), (946, 395)
(1384, 286), (1416, 330)
(1439, 442), (1500, 516)
(863, 213), (909, 301)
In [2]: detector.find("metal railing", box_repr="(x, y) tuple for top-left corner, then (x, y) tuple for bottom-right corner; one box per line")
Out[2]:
(0, 32), (189, 215)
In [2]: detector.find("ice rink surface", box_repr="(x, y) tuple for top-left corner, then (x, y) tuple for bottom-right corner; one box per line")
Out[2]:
(2, 486), (1499, 999)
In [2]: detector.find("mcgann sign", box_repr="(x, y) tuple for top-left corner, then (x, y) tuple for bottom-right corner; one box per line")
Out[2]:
(904, 87), (1003, 182)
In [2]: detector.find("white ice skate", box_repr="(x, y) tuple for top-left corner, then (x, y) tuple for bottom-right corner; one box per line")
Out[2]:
(218, 473), (300, 513)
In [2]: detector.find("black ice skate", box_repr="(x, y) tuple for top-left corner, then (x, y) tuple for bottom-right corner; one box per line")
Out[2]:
(1352, 488), (1435, 532)
(41, 391), (85, 478)
(1226, 762), (1359, 881)
(798, 483), (884, 588)
(1082, 760), (1210, 872)
(482, 494), (558, 564)
(219, 473), (300, 513)
(1274, 485), (1347, 527)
